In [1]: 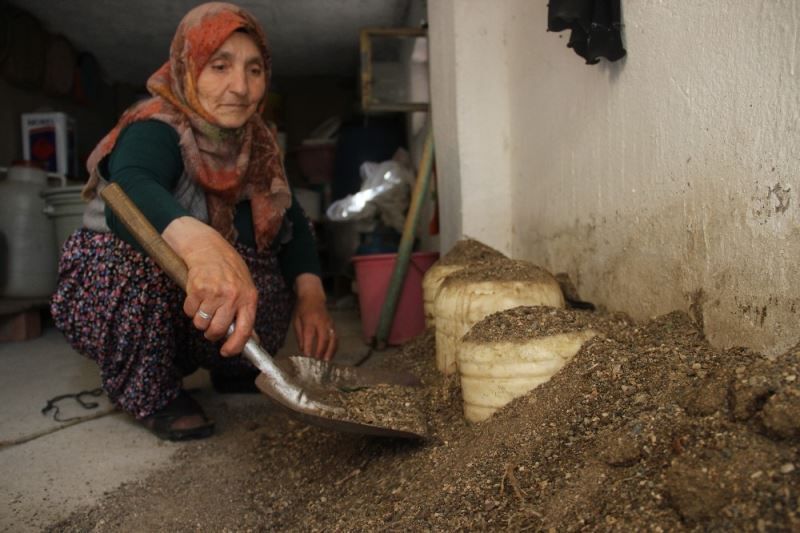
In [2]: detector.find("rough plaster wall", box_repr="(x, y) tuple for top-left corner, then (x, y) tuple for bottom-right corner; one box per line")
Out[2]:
(428, 0), (513, 255)
(505, 0), (800, 356)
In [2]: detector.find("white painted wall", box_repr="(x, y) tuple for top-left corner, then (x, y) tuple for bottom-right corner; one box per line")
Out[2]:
(429, 0), (800, 356)
(428, 0), (514, 255)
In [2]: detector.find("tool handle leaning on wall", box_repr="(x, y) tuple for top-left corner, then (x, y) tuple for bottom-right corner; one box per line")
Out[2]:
(373, 127), (435, 349)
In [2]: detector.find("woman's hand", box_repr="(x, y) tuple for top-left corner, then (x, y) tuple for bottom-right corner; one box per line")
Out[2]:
(292, 274), (337, 361)
(162, 216), (257, 356)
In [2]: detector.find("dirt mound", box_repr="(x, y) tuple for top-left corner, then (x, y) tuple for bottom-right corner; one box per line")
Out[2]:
(437, 238), (506, 266)
(49, 311), (800, 532)
(441, 259), (556, 286)
(463, 305), (600, 342)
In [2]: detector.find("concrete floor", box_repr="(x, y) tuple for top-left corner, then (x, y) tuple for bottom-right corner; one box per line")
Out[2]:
(0, 304), (377, 531)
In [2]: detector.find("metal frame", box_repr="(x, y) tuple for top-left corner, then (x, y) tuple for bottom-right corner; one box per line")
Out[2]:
(360, 27), (429, 113)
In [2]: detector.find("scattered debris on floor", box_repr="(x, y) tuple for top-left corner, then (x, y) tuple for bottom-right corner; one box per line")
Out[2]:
(49, 309), (800, 531)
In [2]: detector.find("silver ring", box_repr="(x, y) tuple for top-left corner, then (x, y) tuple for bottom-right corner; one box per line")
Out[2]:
(197, 309), (213, 321)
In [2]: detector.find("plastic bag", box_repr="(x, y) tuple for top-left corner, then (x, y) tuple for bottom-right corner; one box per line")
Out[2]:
(325, 150), (414, 232)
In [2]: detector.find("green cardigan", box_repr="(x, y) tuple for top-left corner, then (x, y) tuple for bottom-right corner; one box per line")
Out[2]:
(104, 120), (321, 284)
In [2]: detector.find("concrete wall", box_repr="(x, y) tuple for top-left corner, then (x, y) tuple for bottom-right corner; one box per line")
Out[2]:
(428, 0), (800, 356)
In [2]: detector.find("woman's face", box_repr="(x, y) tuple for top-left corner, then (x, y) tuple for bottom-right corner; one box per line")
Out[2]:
(196, 32), (266, 129)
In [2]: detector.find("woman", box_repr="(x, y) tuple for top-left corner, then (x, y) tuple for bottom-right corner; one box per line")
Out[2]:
(51, 2), (336, 441)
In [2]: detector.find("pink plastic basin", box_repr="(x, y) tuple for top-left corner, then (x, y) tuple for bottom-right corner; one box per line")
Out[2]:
(352, 251), (439, 345)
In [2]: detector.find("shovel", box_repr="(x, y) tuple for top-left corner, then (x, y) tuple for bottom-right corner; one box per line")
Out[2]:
(100, 183), (427, 440)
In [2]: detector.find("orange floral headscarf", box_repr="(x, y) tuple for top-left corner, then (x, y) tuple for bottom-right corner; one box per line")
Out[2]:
(83, 2), (290, 251)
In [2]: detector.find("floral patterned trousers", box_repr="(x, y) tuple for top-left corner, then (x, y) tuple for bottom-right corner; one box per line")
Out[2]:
(51, 229), (293, 419)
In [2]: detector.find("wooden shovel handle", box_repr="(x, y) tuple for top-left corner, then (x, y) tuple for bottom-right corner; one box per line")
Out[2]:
(100, 183), (189, 291)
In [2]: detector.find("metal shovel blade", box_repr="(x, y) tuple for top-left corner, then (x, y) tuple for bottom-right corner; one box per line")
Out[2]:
(275, 355), (423, 390)
(247, 341), (428, 440)
(255, 374), (428, 439)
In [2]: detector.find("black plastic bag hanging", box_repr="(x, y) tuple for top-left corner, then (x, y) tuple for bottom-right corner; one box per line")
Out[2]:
(548, 0), (626, 64)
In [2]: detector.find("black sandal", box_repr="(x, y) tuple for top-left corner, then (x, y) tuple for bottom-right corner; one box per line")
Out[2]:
(210, 368), (260, 394)
(140, 391), (215, 441)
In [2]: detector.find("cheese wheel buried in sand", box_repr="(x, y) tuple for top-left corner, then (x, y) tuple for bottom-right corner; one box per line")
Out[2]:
(422, 238), (506, 328)
(433, 259), (564, 375)
(458, 306), (598, 422)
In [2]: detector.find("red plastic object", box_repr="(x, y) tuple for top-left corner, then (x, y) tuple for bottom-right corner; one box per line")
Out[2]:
(352, 251), (439, 345)
(296, 142), (335, 184)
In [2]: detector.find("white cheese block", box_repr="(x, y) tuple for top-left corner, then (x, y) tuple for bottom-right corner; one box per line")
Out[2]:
(423, 238), (507, 328)
(433, 263), (565, 375)
(458, 330), (597, 422)
(422, 263), (461, 328)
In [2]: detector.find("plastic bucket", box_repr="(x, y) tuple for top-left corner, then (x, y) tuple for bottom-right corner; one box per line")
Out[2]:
(41, 185), (83, 252)
(352, 251), (439, 345)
